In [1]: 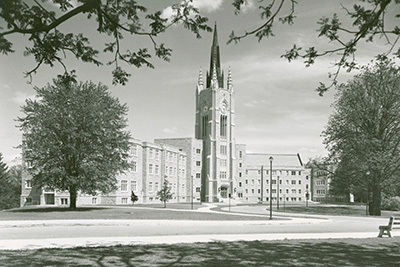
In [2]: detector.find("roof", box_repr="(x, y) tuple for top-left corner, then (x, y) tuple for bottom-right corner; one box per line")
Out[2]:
(245, 153), (303, 169)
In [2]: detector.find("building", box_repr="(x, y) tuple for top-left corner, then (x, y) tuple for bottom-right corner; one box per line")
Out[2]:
(20, 23), (310, 207)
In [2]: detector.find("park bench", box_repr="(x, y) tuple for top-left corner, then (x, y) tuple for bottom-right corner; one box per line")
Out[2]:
(378, 216), (400, 237)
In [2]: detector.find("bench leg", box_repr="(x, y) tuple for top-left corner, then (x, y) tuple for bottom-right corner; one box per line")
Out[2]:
(388, 230), (392, 238)
(378, 229), (384, 237)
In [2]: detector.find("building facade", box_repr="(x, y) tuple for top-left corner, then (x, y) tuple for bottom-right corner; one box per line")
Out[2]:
(20, 24), (311, 207)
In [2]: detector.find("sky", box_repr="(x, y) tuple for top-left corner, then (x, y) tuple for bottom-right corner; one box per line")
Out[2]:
(0, 0), (397, 166)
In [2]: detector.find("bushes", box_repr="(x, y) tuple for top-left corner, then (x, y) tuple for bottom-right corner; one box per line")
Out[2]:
(381, 196), (400, 211)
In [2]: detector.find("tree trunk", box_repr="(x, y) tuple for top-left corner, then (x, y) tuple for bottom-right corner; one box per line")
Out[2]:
(371, 183), (381, 216)
(69, 185), (77, 210)
(164, 200), (166, 208)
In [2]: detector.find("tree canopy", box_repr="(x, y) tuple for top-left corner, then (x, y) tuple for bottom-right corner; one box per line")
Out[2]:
(323, 57), (400, 215)
(1, 0), (399, 92)
(18, 76), (131, 209)
(157, 178), (173, 208)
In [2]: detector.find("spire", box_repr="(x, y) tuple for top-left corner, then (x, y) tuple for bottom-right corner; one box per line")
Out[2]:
(198, 67), (204, 86)
(207, 22), (223, 88)
(227, 66), (233, 90)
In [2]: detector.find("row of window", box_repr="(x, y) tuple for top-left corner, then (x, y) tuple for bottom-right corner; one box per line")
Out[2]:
(316, 189), (326, 195)
(243, 188), (305, 194)
(242, 170), (302, 176)
(236, 194), (303, 202)
(240, 179), (303, 186)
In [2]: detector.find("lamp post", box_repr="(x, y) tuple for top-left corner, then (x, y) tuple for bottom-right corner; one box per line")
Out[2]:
(366, 171), (370, 216)
(306, 191), (309, 208)
(269, 156), (273, 220)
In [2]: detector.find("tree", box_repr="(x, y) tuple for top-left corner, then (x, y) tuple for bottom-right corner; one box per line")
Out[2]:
(0, 153), (11, 210)
(131, 190), (138, 205)
(157, 178), (173, 208)
(1, 1), (399, 92)
(18, 75), (131, 209)
(0, 0), (211, 85)
(323, 57), (400, 216)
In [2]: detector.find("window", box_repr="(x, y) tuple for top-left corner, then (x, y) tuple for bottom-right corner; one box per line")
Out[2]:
(306, 184), (309, 189)
(26, 197), (32, 203)
(291, 171), (296, 175)
(149, 164), (153, 174)
(220, 145), (227, 155)
(286, 180), (289, 185)
(258, 170), (261, 175)
(131, 181), (137, 191)
(122, 198), (128, 204)
(25, 180), (32, 188)
(220, 171), (227, 179)
(286, 189), (289, 194)
(239, 182), (242, 187)
(92, 198), (97, 204)
(279, 189), (282, 193)
(299, 171), (302, 175)
(149, 182), (153, 192)
(266, 189), (269, 193)
(155, 165), (159, 175)
(272, 189), (276, 194)
(220, 115), (227, 138)
(196, 187), (201, 192)
(155, 150), (159, 159)
(258, 189), (261, 193)
(169, 167), (173, 175)
(245, 189), (248, 193)
(298, 180), (301, 185)
(272, 180), (276, 185)
(239, 163), (242, 168)
(196, 173), (201, 178)
(202, 115), (208, 136)
(196, 148), (201, 154)
(196, 161), (201, 166)
(221, 159), (227, 167)
(131, 161), (137, 172)
(131, 145), (137, 155)
(245, 179), (248, 184)
(291, 180), (296, 185)
(258, 179), (260, 185)
(292, 189), (296, 194)
(239, 172), (242, 178)
(238, 192), (243, 198)
(239, 151), (242, 158)
(299, 189), (302, 194)
(251, 179), (254, 185)
(251, 189), (255, 194)
(155, 182), (159, 192)
(149, 149), (153, 159)
(121, 180), (128, 191)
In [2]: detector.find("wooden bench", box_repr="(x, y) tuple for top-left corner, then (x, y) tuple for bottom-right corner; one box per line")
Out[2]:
(378, 216), (400, 237)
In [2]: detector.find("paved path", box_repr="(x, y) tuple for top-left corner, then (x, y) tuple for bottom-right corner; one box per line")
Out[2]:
(0, 204), (393, 250)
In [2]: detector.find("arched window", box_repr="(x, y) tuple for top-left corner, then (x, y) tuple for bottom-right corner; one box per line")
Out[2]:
(220, 115), (227, 138)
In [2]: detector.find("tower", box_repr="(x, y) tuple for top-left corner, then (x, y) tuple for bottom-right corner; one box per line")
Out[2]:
(195, 23), (235, 202)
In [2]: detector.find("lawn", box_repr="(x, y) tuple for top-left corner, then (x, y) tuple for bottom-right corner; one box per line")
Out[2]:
(0, 205), (268, 221)
(1, 237), (400, 266)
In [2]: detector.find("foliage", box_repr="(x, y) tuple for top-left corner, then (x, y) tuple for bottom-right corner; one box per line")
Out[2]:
(381, 196), (400, 211)
(231, 0), (400, 95)
(0, 155), (21, 210)
(18, 76), (131, 209)
(323, 56), (400, 215)
(157, 178), (173, 208)
(131, 191), (138, 205)
(0, 0), (211, 85)
(2, 1), (399, 92)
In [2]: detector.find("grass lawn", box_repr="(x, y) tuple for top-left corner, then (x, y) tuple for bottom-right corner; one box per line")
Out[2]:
(1, 237), (400, 266)
(271, 204), (400, 217)
(0, 204), (268, 221)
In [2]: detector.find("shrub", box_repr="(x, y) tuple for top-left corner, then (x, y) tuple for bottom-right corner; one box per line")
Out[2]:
(381, 196), (400, 211)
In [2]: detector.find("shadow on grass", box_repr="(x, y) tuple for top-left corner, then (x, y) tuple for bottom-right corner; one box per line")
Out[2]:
(8, 207), (107, 213)
(1, 238), (400, 266)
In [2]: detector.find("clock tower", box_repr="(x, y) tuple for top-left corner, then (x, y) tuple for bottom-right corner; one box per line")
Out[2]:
(195, 23), (236, 202)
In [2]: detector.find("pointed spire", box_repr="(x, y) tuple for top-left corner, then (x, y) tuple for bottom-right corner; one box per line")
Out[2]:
(227, 66), (233, 89)
(207, 22), (223, 88)
(198, 67), (204, 86)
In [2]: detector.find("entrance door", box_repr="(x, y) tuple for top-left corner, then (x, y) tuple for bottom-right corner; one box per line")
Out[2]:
(44, 194), (55, 205)
(220, 187), (228, 198)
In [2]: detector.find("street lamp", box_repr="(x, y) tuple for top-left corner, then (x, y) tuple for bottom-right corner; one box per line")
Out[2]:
(366, 171), (370, 216)
(261, 166), (264, 203)
(277, 176), (280, 210)
(269, 156), (273, 220)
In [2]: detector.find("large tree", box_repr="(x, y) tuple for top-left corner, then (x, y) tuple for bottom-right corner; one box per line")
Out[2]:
(18, 75), (131, 209)
(0, 153), (11, 210)
(1, 0), (399, 92)
(323, 57), (400, 215)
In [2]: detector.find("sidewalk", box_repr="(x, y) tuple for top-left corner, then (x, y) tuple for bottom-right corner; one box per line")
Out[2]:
(0, 231), (380, 250)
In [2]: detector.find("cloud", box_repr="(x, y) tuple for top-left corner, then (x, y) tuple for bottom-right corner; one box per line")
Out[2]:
(239, 0), (255, 13)
(162, 126), (179, 134)
(11, 91), (35, 105)
(161, 0), (224, 21)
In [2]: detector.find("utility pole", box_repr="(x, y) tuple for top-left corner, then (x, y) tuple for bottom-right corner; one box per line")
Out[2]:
(261, 166), (264, 203)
